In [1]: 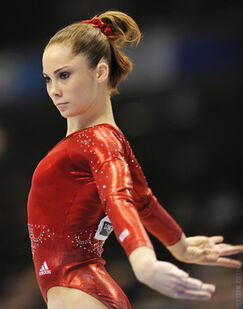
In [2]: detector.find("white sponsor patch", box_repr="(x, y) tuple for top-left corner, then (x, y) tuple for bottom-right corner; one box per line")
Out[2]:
(119, 229), (130, 242)
(94, 216), (113, 241)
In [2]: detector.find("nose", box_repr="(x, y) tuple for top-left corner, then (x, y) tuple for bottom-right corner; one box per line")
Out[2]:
(48, 81), (62, 98)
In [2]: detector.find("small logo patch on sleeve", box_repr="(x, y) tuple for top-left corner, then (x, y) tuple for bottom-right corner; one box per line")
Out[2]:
(119, 229), (130, 242)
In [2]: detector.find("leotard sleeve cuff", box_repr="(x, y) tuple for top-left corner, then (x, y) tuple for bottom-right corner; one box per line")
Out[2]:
(139, 189), (183, 246)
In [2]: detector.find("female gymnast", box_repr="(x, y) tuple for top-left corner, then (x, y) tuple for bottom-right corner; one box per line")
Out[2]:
(27, 10), (243, 309)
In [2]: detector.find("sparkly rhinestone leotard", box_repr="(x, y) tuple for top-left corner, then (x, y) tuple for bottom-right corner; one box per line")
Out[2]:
(27, 123), (182, 308)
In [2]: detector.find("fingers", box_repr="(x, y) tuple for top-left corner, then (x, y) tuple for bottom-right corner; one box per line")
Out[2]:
(173, 290), (212, 300)
(171, 278), (215, 300)
(212, 257), (242, 268)
(202, 283), (216, 293)
(177, 289), (212, 300)
(210, 237), (243, 256)
(198, 240), (243, 268)
(217, 244), (243, 257)
(187, 236), (209, 246)
(170, 267), (189, 278)
(152, 262), (216, 301)
(181, 277), (215, 293)
(153, 262), (216, 301)
(210, 235), (224, 244)
(199, 251), (242, 268)
(208, 244), (243, 267)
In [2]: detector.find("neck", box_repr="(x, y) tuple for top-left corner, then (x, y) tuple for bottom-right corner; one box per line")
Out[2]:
(65, 95), (117, 137)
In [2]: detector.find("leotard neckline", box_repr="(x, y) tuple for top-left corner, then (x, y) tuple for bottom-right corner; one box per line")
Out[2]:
(48, 123), (123, 153)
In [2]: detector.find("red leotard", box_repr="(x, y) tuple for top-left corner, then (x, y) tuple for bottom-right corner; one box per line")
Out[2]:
(27, 123), (182, 308)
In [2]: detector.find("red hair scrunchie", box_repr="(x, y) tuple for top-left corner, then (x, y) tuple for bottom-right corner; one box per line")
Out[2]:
(81, 17), (115, 39)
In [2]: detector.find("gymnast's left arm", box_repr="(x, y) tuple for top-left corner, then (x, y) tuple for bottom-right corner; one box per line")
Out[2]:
(132, 157), (243, 268)
(138, 191), (243, 268)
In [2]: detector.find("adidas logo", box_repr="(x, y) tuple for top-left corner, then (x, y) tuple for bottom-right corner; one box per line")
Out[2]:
(39, 261), (52, 276)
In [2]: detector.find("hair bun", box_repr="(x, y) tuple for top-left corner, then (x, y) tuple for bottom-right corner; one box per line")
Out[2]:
(97, 11), (141, 48)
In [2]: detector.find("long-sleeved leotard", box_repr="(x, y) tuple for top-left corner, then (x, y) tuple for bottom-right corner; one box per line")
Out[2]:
(27, 123), (182, 308)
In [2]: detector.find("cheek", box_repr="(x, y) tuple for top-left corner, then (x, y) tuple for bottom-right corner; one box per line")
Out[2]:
(72, 77), (96, 100)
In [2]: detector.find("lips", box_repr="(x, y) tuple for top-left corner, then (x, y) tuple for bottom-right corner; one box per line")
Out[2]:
(56, 102), (68, 107)
(55, 103), (69, 111)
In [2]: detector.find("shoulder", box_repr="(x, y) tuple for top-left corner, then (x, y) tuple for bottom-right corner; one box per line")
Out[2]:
(67, 124), (129, 158)
(90, 124), (127, 159)
(92, 124), (125, 145)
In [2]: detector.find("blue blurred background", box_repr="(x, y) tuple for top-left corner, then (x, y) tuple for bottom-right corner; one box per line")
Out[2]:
(0, 1), (242, 308)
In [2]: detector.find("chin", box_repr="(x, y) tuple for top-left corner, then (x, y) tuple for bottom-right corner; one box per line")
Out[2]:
(59, 109), (83, 119)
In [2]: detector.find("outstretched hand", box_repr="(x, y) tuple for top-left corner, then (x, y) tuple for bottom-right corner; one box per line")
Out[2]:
(172, 235), (243, 268)
(129, 246), (216, 301)
(145, 260), (215, 300)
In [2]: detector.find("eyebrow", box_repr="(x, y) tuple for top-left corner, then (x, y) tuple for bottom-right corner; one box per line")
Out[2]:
(43, 65), (72, 76)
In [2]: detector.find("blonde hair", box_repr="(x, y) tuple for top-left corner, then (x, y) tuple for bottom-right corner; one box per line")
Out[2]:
(45, 10), (141, 94)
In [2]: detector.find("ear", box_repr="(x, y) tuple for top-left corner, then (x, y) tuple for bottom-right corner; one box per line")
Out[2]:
(96, 60), (109, 84)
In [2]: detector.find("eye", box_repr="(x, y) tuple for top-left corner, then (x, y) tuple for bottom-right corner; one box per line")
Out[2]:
(59, 72), (70, 80)
(43, 75), (50, 83)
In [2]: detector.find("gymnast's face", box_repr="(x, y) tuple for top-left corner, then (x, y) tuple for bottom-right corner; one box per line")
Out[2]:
(42, 44), (107, 118)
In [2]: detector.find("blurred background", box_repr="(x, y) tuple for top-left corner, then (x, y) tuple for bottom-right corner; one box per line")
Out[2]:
(0, 0), (242, 308)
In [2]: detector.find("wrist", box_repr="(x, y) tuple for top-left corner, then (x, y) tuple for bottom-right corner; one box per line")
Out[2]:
(129, 246), (157, 283)
(166, 233), (188, 261)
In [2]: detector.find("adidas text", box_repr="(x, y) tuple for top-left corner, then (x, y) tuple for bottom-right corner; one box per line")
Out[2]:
(39, 261), (52, 276)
